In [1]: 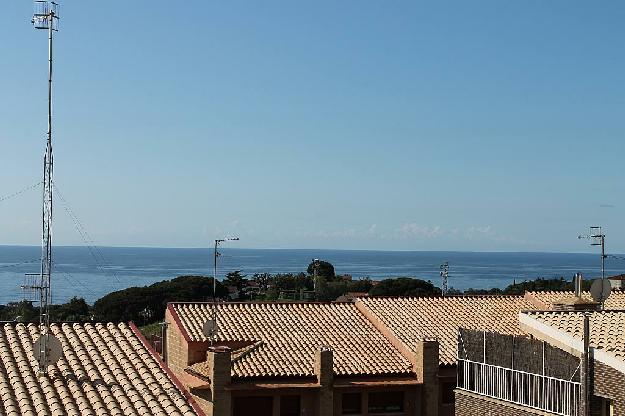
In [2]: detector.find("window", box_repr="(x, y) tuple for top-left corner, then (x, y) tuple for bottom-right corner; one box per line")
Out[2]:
(441, 381), (456, 404)
(280, 395), (300, 416)
(233, 396), (273, 416)
(368, 391), (404, 414)
(601, 398), (614, 416)
(342, 393), (362, 415)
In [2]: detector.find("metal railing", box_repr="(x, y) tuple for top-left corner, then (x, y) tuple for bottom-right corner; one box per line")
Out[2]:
(457, 359), (580, 416)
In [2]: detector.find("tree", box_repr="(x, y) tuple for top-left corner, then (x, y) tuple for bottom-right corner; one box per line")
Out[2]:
(92, 275), (227, 324)
(0, 301), (37, 322)
(51, 297), (90, 321)
(224, 270), (247, 290)
(252, 273), (272, 291)
(368, 278), (441, 297)
(502, 276), (581, 295)
(307, 260), (335, 280)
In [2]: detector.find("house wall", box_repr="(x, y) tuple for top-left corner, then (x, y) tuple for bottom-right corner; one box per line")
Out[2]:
(226, 385), (423, 416)
(454, 390), (559, 416)
(592, 361), (625, 415)
(165, 308), (189, 376)
(165, 308), (210, 377)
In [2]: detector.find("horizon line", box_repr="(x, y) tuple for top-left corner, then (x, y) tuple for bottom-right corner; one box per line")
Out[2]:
(0, 243), (617, 256)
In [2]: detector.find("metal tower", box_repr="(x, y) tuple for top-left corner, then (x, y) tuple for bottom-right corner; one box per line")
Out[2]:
(32, 0), (60, 374)
(440, 261), (449, 296)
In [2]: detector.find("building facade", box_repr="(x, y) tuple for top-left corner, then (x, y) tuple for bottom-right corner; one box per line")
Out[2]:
(165, 302), (438, 416)
(455, 310), (625, 416)
(163, 295), (543, 416)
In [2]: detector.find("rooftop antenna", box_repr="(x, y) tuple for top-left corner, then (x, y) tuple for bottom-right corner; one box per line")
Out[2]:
(28, 0), (61, 374)
(578, 226), (608, 308)
(440, 261), (449, 296)
(207, 237), (239, 345)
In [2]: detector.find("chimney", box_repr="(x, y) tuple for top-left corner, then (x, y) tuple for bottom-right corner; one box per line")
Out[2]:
(207, 346), (231, 416)
(575, 273), (583, 298)
(315, 345), (334, 416)
(415, 339), (439, 416)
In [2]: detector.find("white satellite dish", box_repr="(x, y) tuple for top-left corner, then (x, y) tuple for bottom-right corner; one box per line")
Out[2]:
(33, 334), (63, 368)
(590, 279), (611, 303)
(202, 319), (217, 338)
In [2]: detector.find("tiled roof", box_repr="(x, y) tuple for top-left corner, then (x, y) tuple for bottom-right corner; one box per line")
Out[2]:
(525, 289), (625, 310)
(522, 311), (625, 362)
(0, 322), (200, 416)
(170, 302), (412, 378)
(356, 296), (535, 365)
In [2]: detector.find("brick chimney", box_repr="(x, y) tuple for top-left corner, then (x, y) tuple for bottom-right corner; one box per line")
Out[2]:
(207, 346), (232, 416)
(415, 339), (439, 416)
(315, 345), (334, 416)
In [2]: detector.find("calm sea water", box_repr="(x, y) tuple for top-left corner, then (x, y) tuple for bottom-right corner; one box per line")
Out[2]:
(0, 245), (622, 305)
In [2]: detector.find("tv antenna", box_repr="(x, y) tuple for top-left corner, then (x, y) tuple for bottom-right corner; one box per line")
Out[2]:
(25, 0), (62, 374)
(210, 237), (239, 344)
(578, 226), (608, 307)
(440, 262), (449, 296)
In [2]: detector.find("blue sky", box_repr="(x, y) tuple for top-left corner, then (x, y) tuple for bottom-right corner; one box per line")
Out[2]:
(0, 1), (623, 252)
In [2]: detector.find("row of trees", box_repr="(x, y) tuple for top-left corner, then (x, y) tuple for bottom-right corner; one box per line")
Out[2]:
(0, 259), (583, 326)
(455, 276), (591, 296)
(0, 297), (90, 322)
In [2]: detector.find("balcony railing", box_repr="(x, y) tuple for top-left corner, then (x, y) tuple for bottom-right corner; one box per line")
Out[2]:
(457, 359), (580, 416)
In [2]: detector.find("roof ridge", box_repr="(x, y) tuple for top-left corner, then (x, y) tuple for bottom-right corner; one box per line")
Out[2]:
(128, 321), (207, 416)
(168, 300), (355, 306)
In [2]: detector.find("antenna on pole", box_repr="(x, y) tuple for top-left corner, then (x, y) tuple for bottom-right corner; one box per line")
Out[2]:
(207, 237), (239, 345)
(440, 261), (449, 296)
(578, 226), (608, 308)
(27, 0), (61, 374)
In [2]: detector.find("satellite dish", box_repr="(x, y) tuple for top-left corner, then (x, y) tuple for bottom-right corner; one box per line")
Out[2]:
(33, 334), (63, 367)
(590, 279), (611, 303)
(202, 319), (217, 338)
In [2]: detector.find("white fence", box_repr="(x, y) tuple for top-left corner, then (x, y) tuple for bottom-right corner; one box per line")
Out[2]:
(457, 359), (580, 416)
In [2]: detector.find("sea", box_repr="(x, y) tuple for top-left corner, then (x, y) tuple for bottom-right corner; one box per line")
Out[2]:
(0, 245), (623, 305)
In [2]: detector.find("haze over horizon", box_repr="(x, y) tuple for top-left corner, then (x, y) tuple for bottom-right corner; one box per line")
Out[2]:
(1, 1), (624, 253)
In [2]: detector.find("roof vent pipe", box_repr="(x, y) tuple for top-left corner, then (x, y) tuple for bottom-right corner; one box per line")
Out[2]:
(575, 273), (583, 298)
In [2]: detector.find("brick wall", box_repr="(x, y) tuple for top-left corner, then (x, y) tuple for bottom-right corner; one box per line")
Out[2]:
(455, 390), (559, 416)
(592, 361), (625, 415)
(165, 308), (189, 377)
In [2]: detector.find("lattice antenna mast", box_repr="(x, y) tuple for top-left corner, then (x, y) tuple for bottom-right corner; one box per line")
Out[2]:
(32, 1), (59, 374)
(440, 261), (449, 296)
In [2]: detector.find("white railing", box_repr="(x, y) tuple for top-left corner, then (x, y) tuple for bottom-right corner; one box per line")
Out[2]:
(457, 359), (580, 416)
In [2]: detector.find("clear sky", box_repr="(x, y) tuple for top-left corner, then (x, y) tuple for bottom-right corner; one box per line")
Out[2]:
(0, 1), (623, 252)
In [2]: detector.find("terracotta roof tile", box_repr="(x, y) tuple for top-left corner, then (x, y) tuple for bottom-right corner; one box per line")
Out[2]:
(523, 311), (625, 361)
(171, 302), (412, 378)
(0, 322), (199, 416)
(357, 296), (535, 365)
(525, 289), (625, 310)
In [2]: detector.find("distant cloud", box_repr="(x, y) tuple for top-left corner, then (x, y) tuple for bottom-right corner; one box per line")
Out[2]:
(600, 204), (615, 208)
(464, 225), (492, 240)
(396, 223), (442, 239)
